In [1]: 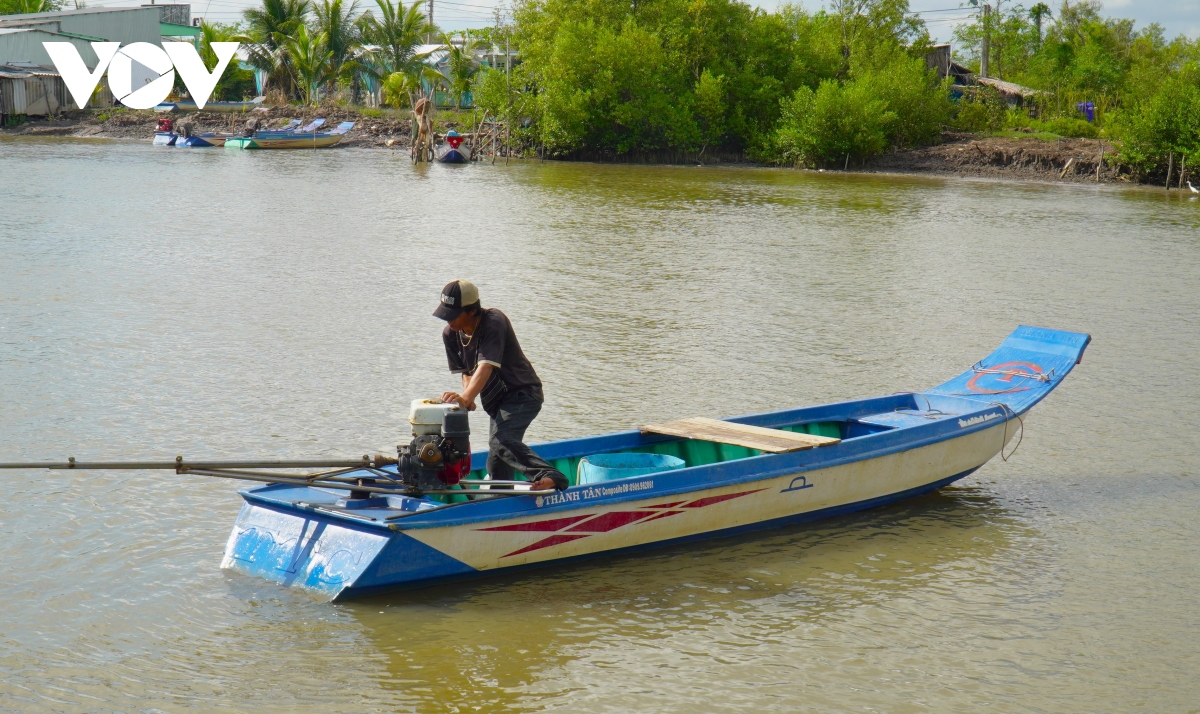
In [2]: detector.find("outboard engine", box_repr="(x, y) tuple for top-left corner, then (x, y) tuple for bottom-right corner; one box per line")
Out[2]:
(397, 399), (472, 492)
(156, 117), (174, 133)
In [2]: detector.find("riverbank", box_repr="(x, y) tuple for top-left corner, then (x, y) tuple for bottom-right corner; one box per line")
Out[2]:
(2, 108), (1129, 184)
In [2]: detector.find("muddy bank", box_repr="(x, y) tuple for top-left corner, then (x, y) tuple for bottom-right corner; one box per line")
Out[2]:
(1, 110), (1140, 184)
(866, 133), (1125, 184)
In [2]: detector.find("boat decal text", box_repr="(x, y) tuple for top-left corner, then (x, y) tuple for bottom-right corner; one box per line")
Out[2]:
(484, 488), (767, 558)
(958, 412), (1002, 428)
(535, 479), (655, 507)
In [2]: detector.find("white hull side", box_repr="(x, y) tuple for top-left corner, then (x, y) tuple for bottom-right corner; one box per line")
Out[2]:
(408, 421), (1014, 569)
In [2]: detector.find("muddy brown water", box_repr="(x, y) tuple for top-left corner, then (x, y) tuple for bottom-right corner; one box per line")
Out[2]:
(2, 137), (1198, 712)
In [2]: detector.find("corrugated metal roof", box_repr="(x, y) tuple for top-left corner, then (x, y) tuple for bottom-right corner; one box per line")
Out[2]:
(0, 6), (150, 22)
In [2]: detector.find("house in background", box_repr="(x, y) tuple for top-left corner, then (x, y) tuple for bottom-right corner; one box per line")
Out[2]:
(0, 4), (199, 120)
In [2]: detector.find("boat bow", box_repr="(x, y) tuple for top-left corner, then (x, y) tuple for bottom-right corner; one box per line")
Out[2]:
(925, 326), (1091, 414)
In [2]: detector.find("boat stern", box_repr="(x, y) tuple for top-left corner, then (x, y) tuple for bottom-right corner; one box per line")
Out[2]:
(220, 495), (478, 600)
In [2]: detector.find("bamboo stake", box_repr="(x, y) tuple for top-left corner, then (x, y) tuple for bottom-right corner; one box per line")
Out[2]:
(1166, 152), (1173, 190)
(1097, 147), (1103, 182)
(1179, 156), (1187, 190)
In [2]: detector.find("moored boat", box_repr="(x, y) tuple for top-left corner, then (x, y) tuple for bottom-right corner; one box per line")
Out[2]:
(217, 326), (1089, 600)
(175, 133), (235, 147)
(435, 129), (471, 163)
(155, 97), (266, 113)
(225, 121), (354, 150)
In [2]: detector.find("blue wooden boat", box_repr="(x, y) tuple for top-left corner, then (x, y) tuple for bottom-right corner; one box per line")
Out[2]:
(0, 327), (1088, 600)
(216, 326), (1089, 600)
(224, 121), (353, 150)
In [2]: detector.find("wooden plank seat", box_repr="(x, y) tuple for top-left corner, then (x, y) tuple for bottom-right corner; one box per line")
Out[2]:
(639, 417), (840, 453)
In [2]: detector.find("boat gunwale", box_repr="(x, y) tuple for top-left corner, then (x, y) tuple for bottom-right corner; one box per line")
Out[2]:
(237, 395), (1016, 531)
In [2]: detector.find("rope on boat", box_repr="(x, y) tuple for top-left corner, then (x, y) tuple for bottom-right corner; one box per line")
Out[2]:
(989, 401), (1025, 462)
(972, 362), (1054, 383)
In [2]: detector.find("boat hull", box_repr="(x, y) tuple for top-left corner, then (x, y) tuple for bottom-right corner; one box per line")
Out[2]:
(225, 134), (348, 150)
(436, 145), (471, 163)
(222, 420), (1008, 600)
(175, 134), (230, 147)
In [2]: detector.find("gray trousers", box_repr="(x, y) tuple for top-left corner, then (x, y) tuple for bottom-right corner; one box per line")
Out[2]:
(487, 390), (569, 489)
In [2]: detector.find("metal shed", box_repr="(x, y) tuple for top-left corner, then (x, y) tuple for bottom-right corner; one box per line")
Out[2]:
(1, 62), (114, 120)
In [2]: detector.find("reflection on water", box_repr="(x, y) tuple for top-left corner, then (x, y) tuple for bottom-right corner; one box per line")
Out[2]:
(1, 138), (1198, 712)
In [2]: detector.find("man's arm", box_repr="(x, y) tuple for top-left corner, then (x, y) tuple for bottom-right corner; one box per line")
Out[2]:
(441, 363), (493, 411)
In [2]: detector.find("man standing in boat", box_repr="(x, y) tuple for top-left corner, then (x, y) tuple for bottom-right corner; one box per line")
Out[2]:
(435, 280), (570, 491)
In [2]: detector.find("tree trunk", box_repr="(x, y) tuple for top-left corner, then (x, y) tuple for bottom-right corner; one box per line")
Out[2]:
(1166, 152), (1174, 190)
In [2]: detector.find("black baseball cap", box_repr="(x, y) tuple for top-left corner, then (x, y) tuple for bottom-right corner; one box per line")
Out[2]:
(433, 279), (480, 321)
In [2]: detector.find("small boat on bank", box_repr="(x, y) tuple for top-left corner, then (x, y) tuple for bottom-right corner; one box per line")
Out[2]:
(0, 327), (1089, 601)
(225, 121), (354, 150)
(151, 118), (234, 147)
(436, 129), (471, 163)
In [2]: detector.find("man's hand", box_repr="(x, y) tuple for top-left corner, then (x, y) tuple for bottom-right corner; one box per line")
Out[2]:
(530, 477), (557, 491)
(440, 392), (476, 410)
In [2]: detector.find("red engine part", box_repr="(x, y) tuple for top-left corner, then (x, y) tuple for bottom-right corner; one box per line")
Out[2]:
(439, 455), (471, 485)
(157, 118), (174, 133)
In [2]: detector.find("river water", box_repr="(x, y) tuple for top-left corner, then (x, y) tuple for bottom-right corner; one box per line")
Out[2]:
(1, 137), (1198, 712)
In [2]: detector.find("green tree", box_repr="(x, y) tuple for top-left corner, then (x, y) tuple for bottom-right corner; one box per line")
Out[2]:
(314, 0), (362, 87)
(0, 0), (60, 14)
(199, 22), (259, 100)
(286, 24), (334, 104)
(773, 78), (893, 166)
(1115, 64), (1200, 178)
(238, 0), (312, 98)
(440, 31), (482, 108)
(694, 69), (726, 153)
(359, 0), (438, 105)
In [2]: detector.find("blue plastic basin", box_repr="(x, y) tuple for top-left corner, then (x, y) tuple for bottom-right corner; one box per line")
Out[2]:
(578, 452), (686, 485)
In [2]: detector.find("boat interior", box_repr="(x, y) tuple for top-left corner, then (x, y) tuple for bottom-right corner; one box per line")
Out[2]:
(452, 391), (994, 494)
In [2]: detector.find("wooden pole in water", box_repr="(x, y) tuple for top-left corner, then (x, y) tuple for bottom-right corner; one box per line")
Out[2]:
(1179, 155), (1187, 190)
(1166, 152), (1173, 190)
(1097, 147), (1103, 182)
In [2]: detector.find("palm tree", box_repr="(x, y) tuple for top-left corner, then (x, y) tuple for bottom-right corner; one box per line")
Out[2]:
(440, 31), (481, 109)
(238, 0), (311, 98)
(287, 25), (334, 104)
(1029, 3), (1051, 48)
(358, 0), (435, 78)
(314, 0), (362, 86)
(13, 0), (55, 12)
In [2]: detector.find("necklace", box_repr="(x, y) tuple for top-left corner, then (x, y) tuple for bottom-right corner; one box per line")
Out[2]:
(458, 330), (474, 347)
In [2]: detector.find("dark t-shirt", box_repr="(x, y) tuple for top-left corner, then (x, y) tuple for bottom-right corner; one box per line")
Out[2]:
(443, 308), (542, 414)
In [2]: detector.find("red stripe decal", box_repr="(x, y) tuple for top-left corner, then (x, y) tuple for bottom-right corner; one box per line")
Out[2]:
(646, 501), (686, 509)
(641, 510), (683, 522)
(682, 489), (766, 509)
(501, 534), (591, 557)
(479, 515), (593, 532)
(568, 510), (657, 532)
